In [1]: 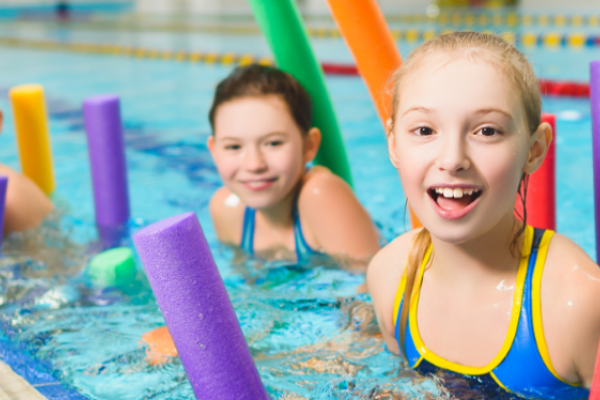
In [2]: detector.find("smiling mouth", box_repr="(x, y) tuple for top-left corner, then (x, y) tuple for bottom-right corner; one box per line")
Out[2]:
(240, 177), (278, 190)
(428, 186), (483, 217)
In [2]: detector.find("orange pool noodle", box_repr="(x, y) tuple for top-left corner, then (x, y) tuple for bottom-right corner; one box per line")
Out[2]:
(141, 325), (177, 365)
(325, 0), (421, 228)
(9, 84), (55, 195)
(325, 0), (400, 125)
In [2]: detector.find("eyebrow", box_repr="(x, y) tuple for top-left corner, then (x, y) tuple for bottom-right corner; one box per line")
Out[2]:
(401, 107), (514, 121)
(473, 108), (514, 121)
(401, 107), (433, 117)
(217, 132), (288, 141)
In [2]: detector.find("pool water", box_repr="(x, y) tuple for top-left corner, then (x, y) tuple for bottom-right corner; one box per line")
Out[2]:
(0, 26), (596, 399)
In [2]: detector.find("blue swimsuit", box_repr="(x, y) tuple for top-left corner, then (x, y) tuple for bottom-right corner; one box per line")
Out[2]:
(240, 206), (316, 262)
(393, 226), (589, 400)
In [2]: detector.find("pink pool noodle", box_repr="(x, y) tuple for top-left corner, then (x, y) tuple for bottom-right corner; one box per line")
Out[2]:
(592, 60), (600, 262)
(591, 337), (600, 400)
(83, 95), (130, 245)
(0, 176), (7, 247)
(132, 212), (269, 400)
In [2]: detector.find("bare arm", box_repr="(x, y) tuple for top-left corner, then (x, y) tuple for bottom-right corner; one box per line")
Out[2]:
(543, 233), (600, 386)
(0, 164), (53, 234)
(367, 230), (419, 355)
(208, 186), (245, 246)
(298, 168), (380, 262)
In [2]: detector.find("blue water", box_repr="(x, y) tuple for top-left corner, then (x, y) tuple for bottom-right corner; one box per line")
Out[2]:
(0, 25), (596, 399)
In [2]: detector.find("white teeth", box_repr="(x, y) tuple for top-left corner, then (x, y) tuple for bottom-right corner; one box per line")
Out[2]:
(433, 187), (479, 198)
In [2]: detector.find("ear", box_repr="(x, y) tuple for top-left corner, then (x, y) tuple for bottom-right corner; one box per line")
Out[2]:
(303, 127), (321, 164)
(523, 122), (552, 175)
(387, 130), (401, 170)
(207, 135), (215, 156)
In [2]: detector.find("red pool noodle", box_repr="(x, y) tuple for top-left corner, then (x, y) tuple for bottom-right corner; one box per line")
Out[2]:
(133, 212), (269, 400)
(515, 113), (556, 230)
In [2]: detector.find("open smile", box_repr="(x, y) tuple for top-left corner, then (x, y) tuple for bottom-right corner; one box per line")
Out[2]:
(240, 177), (278, 191)
(427, 184), (483, 220)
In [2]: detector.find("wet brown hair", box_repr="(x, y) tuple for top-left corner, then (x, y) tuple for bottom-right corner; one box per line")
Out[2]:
(208, 64), (312, 135)
(390, 32), (542, 359)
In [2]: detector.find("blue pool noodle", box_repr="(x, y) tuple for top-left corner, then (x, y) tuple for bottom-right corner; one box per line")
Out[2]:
(592, 60), (600, 262)
(0, 176), (7, 247)
(132, 212), (269, 400)
(83, 94), (130, 248)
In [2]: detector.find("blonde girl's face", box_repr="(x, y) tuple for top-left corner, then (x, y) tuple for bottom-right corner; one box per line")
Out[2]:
(208, 95), (311, 210)
(389, 54), (533, 243)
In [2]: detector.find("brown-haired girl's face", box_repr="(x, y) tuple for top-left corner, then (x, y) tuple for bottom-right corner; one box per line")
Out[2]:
(208, 95), (316, 210)
(388, 54), (537, 244)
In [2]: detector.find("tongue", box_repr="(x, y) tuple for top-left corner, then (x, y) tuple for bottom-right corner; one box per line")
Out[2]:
(437, 196), (472, 211)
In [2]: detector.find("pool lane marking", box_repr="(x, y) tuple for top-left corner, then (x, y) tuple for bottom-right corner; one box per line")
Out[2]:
(0, 36), (593, 98)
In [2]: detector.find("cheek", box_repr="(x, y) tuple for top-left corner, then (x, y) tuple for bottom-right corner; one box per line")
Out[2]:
(213, 152), (240, 180)
(473, 144), (525, 197)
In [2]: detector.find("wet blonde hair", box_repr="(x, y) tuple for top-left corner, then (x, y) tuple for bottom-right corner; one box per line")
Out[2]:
(390, 32), (542, 358)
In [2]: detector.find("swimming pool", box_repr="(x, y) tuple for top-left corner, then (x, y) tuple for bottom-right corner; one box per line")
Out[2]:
(0, 22), (597, 399)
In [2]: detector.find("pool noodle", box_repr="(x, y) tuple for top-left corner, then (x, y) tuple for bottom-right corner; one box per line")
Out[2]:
(592, 60), (600, 262)
(324, 0), (400, 125)
(517, 113), (556, 230)
(592, 337), (600, 400)
(0, 176), (7, 248)
(9, 84), (55, 196)
(324, 0), (422, 228)
(247, 0), (353, 187)
(83, 95), (130, 247)
(132, 212), (268, 400)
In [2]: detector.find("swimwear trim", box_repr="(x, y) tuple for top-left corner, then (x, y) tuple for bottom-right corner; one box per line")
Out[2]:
(531, 230), (580, 387)
(407, 225), (534, 376)
(490, 371), (511, 393)
(392, 271), (407, 329)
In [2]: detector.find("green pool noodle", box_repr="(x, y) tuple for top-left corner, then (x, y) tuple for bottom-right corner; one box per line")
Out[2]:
(247, 0), (353, 187)
(89, 247), (136, 287)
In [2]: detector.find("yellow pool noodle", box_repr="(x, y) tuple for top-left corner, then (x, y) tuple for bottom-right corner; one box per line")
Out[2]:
(9, 84), (55, 196)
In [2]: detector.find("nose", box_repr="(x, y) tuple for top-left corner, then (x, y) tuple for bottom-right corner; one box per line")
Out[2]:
(242, 145), (268, 173)
(435, 133), (471, 173)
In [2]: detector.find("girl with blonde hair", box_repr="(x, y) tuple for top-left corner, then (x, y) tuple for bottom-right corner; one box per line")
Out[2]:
(368, 32), (598, 399)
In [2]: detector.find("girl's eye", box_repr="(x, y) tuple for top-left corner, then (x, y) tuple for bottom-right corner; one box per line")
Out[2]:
(265, 140), (283, 147)
(477, 127), (500, 137)
(225, 144), (241, 150)
(416, 127), (434, 136)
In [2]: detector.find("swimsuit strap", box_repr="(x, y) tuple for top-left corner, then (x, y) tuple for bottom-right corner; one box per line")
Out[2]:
(293, 203), (316, 261)
(240, 207), (256, 255)
(240, 204), (316, 261)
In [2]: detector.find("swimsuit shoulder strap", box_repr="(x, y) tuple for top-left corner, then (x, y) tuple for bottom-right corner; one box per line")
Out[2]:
(293, 204), (316, 261)
(240, 207), (256, 254)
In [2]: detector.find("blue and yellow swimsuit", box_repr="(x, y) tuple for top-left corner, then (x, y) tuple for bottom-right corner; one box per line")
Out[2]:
(240, 205), (316, 262)
(393, 226), (589, 400)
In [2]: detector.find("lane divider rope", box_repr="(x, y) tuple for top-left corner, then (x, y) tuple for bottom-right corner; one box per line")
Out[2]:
(0, 36), (590, 98)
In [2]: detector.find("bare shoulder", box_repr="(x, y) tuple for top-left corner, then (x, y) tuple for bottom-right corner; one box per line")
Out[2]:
(543, 232), (600, 384)
(298, 166), (351, 203)
(297, 166), (379, 259)
(0, 163), (53, 233)
(208, 187), (245, 245)
(368, 228), (420, 293)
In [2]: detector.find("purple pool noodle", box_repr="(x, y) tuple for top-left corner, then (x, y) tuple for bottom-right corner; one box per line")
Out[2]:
(592, 60), (600, 262)
(0, 176), (7, 247)
(132, 212), (269, 400)
(83, 95), (130, 230)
